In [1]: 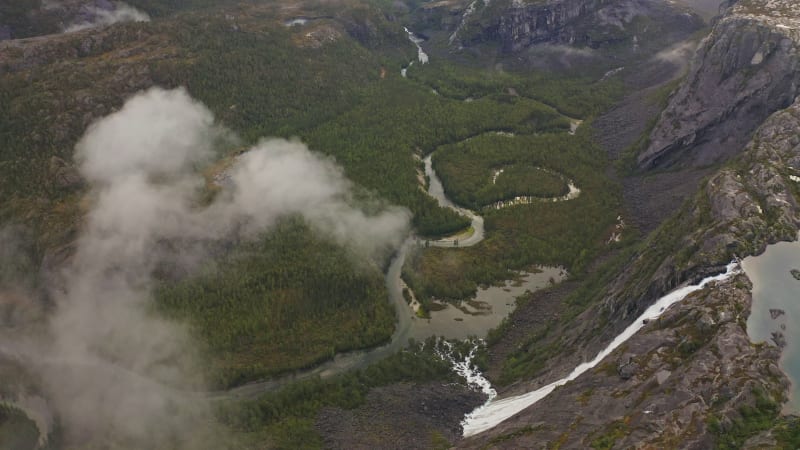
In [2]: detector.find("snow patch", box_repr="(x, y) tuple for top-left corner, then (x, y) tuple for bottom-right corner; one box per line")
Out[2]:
(461, 262), (741, 437)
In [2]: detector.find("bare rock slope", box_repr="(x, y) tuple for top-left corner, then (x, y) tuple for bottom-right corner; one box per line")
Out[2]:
(639, 0), (800, 170)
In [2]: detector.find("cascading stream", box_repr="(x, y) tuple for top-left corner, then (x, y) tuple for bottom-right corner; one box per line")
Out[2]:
(434, 339), (497, 403)
(402, 27), (428, 78)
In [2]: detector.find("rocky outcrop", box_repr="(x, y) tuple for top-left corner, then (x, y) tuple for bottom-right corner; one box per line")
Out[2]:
(639, 0), (800, 170)
(435, 0), (609, 50)
(0, 21), (161, 74)
(413, 0), (470, 32)
(600, 95), (800, 341)
(689, 95), (800, 260)
(48, 156), (83, 190)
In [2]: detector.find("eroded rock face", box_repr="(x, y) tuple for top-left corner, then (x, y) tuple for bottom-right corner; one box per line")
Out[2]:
(639, 0), (800, 170)
(551, 61), (800, 449)
(695, 96), (800, 258)
(414, 0), (468, 32)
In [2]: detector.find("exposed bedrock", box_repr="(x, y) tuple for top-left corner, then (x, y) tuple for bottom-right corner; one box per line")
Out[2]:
(441, 0), (703, 57)
(639, 1), (800, 170)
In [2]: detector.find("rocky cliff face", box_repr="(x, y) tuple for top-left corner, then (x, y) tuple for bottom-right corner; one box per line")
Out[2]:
(609, 95), (800, 331)
(639, 0), (800, 170)
(437, 0), (608, 50)
(444, 0), (702, 57)
(493, 0), (608, 52)
(693, 97), (800, 258)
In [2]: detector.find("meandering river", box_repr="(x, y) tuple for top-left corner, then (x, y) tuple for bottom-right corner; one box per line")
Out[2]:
(223, 132), (581, 397)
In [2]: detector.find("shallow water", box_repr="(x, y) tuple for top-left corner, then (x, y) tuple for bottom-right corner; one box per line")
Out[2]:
(409, 267), (566, 341)
(743, 240), (800, 412)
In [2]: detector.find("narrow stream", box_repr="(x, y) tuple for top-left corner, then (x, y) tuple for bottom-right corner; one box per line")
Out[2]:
(422, 154), (485, 247)
(449, 0), (485, 46)
(218, 238), (416, 399)
(486, 178), (580, 210)
(435, 339), (497, 403)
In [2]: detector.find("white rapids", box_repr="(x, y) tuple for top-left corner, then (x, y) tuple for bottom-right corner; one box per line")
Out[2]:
(404, 27), (429, 64)
(461, 261), (741, 437)
(436, 340), (496, 402)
